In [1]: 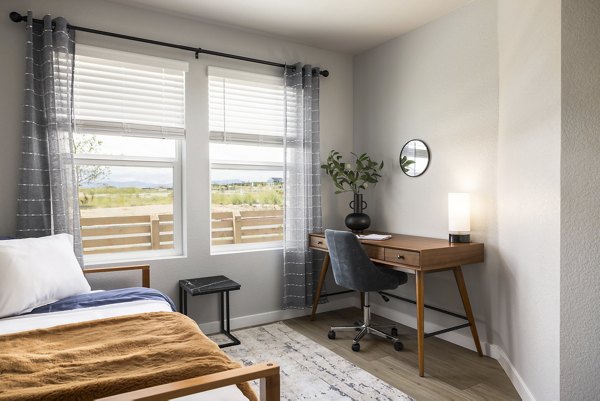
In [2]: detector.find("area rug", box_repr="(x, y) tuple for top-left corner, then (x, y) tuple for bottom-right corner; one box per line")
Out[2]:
(220, 322), (414, 401)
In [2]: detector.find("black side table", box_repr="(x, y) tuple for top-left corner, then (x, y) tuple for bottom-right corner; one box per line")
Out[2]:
(179, 275), (241, 348)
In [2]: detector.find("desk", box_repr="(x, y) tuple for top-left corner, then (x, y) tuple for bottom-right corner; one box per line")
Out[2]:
(308, 232), (484, 377)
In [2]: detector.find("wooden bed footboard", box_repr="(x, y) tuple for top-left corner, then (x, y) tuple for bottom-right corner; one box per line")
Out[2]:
(96, 362), (280, 401)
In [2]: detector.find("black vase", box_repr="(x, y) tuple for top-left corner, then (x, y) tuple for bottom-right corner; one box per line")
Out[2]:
(345, 193), (371, 233)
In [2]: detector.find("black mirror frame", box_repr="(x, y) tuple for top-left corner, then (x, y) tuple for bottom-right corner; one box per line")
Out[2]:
(400, 139), (430, 177)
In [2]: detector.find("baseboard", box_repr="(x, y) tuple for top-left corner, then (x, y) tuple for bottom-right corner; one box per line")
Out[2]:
(488, 344), (536, 401)
(198, 295), (358, 335)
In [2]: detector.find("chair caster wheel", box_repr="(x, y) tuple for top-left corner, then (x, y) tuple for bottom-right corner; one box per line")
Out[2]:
(328, 330), (336, 340)
(391, 327), (398, 336)
(352, 342), (360, 352)
(394, 341), (404, 351)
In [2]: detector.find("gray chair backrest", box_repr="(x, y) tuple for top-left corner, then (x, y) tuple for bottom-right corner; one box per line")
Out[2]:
(325, 229), (406, 292)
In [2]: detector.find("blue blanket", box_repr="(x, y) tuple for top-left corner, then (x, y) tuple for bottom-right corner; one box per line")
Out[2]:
(29, 287), (176, 315)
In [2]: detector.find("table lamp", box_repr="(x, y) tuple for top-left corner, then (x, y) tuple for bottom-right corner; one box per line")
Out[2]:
(448, 193), (470, 243)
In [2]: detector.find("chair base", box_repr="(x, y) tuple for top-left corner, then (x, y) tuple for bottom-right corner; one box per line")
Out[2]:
(327, 293), (403, 352)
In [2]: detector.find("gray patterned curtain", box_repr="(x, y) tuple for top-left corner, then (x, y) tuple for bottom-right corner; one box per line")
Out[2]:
(16, 12), (83, 266)
(282, 64), (323, 309)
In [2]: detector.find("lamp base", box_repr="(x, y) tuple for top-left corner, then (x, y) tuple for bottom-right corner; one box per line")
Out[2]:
(449, 233), (470, 243)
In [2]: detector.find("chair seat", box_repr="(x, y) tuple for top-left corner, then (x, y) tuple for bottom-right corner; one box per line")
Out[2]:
(373, 263), (408, 289)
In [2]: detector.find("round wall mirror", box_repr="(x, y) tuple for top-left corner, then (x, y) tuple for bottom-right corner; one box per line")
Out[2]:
(400, 139), (430, 177)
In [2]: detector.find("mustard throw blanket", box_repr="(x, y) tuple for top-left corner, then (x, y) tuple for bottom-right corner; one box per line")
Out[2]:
(0, 312), (257, 401)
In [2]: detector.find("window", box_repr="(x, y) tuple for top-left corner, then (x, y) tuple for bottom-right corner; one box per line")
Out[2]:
(73, 45), (187, 262)
(208, 67), (285, 253)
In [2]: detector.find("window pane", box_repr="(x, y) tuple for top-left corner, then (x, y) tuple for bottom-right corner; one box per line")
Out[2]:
(75, 134), (177, 158)
(211, 169), (283, 246)
(78, 165), (174, 255)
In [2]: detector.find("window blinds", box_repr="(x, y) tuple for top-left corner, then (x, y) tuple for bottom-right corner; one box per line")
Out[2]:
(74, 45), (187, 138)
(208, 66), (286, 146)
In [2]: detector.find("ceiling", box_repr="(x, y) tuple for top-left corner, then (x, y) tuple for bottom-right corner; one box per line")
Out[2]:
(108, 0), (473, 54)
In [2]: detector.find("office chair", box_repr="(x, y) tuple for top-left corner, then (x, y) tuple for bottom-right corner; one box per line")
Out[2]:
(324, 229), (408, 352)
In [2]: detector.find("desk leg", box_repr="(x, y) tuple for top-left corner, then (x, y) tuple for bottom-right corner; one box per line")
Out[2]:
(453, 266), (483, 356)
(311, 253), (330, 321)
(416, 271), (425, 377)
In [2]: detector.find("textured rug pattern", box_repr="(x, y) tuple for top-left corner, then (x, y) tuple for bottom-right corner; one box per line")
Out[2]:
(221, 322), (414, 401)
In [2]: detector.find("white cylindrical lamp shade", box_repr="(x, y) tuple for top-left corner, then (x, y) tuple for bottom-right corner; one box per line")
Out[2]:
(448, 193), (470, 234)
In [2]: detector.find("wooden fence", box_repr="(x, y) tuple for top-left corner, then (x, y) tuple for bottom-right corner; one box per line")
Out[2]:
(211, 209), (283, 246)
(80, 209), (283, 254)
(81, 214), (174, 255)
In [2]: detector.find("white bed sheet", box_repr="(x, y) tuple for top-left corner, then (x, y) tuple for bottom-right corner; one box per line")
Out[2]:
(0, 299), (249, 401)
(0, 299), (172, 335)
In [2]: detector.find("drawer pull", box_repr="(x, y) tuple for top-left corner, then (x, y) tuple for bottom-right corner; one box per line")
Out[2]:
(317, 241), (323, 245)
(384, 247), (419, 266)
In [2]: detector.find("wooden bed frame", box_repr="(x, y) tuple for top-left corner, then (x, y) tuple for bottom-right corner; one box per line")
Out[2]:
(84, 264), (151, 288)
(84, 265), (280, 401)
(97, 362), (280, 401)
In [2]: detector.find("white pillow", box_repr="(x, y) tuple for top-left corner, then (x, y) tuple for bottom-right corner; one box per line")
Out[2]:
(0, 234), (91, 318)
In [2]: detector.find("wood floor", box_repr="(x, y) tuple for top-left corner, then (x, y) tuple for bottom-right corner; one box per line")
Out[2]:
(284, 308), (521, 401)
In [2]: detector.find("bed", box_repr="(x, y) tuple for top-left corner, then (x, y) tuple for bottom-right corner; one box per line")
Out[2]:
(0, 235), (279, 401)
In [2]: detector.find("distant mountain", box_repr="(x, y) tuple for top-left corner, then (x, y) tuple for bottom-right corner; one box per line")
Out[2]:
(211, 178), (282, 185)
(80, 180), (171, 189)
(212, 179), (247, 185)
(80, 178), (281, 188)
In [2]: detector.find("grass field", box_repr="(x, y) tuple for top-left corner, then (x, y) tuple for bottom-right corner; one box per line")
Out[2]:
(79, 182), (283, 211)
(211, 182), (283, 207)
(79, 187), (173, 209)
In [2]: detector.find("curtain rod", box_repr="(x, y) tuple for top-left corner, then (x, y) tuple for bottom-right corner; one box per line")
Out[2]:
(9, 11), (330, 77)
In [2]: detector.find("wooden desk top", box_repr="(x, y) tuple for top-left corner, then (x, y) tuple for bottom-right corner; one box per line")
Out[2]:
(309, 232), (484, 272)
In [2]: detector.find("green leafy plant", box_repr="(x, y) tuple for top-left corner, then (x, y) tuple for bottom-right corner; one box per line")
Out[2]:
(400, 155), (416, 173)
(74, 134), (111, 190)
(321, 150), (384, 194)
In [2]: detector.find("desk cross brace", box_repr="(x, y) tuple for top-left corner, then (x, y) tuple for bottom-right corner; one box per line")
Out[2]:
(425, 323), (471, 338)
(379, 291), (472, 338)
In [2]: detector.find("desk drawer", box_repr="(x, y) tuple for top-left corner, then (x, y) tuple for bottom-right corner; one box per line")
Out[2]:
(384, 248), (420, 266)
(364, 244), (384, 260)
(310, 236), (328, 250)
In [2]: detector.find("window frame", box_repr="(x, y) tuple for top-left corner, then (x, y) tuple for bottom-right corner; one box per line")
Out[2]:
(74, 140), (184, 264)
(209, 160), (284, 255)
(73, 45), (187, 264)
(208, 67), (285, 254)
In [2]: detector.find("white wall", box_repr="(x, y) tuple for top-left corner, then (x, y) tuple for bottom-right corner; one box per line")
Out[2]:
(497, 0), (561, 400)
(561, 0), (600, 399)
(353, 0), (499, 352)
(0, 0), (355, 327)
(355, 0), (563, 399)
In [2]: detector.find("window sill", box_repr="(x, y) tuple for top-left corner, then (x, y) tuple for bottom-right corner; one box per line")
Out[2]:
(210, 241), (283, 256)
(83, 251), (186, 267)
